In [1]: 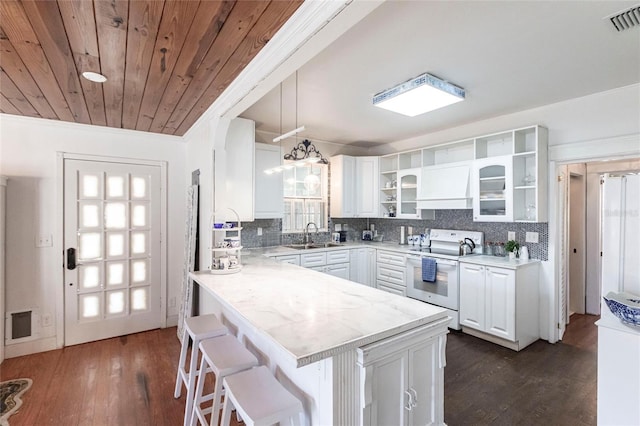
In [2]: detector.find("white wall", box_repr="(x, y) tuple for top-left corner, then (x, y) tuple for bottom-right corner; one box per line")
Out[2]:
(373, 84), (640, 155)
(0, 115), (186, 357)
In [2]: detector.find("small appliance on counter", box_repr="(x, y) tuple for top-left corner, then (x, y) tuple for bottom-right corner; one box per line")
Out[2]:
(362, 230), (373, 241)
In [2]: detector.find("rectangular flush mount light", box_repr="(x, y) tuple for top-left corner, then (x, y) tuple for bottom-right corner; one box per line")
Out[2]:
(373, 73), (465, 117)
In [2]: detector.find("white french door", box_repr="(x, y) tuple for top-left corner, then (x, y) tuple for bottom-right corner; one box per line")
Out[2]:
(64, 159), (162, 346)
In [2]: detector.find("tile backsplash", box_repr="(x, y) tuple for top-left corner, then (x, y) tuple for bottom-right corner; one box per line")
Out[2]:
(240, 210), (548, 261)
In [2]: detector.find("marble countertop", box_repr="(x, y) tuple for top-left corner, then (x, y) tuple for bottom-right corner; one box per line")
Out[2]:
(190, 254), (449, 367)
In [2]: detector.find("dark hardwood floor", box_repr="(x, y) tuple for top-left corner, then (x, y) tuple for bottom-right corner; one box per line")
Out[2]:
(445, 314), (599, 426)
(1, 314), (598, 425)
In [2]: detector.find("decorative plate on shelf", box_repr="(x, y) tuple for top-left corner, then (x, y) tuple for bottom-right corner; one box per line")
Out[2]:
(603, 291), (640, 326)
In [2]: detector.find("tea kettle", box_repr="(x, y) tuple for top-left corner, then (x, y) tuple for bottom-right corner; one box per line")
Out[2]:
(459, 238), (475, 256)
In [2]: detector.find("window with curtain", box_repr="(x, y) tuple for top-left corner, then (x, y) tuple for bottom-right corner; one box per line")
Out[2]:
(282, 164), (328, 232)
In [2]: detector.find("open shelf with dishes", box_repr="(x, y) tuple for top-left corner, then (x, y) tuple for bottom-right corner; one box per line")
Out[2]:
(210, 208), (243, 274)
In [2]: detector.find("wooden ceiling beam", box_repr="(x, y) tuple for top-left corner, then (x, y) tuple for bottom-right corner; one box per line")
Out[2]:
(0, 1), (75, 122)
(163, 0), (271, 135)
(174, 0), (303, 136)
(135, 0), (201, 132)
(148, 0), (235, 134)
(0, 68), (40, 117)
(122, 0), (164, 130)
(95, 0), (129, 128)
(0, 27), (57, 120)
(20, 0), (92, 124)
(0, 93), (22, 115)
(57, 0), (107, 127)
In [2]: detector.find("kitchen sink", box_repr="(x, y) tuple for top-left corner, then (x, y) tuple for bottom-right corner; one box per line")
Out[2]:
(285, 242), (344, 250)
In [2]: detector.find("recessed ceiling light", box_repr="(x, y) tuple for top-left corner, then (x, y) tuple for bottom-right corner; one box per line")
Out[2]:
(82, 71), (107, 83)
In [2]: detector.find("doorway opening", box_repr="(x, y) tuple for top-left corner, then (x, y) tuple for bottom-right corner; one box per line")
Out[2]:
(559, 158), (640, 333)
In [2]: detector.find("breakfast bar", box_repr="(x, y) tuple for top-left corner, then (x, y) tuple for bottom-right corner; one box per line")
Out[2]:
(190, 252), (450, 425)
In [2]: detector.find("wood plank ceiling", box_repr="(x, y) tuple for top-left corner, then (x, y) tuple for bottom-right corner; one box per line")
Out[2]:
(0, 0), (302, 136)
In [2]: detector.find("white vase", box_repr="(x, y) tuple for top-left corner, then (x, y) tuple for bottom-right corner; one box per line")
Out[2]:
(508, 251), (516, 260)
(520, 246), (529, 260)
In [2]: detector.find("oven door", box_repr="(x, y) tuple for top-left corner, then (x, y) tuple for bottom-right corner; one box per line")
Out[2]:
(406, 255), (459, 310)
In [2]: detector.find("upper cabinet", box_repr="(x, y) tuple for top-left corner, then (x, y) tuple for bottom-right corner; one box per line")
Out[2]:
(473, 156), (514, 222)
(225, 118), (255, 221)
(330, 155), (379, 218)
(254, 143), (283, 219)
(472, 126), (548, 222)
(380, 151), (431, 219)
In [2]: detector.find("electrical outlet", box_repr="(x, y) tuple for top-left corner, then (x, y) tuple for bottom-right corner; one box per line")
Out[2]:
(257, 227), (263, 236)
(508, 231), (516, 240)
(42, 313), (52, 327)
(36, 234), (53, 248)
(169, 297), (176, 308)
(526, 232), (539, 243)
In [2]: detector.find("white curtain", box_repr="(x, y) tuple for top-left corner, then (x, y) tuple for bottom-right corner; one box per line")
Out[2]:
(601, 174), (640, 297)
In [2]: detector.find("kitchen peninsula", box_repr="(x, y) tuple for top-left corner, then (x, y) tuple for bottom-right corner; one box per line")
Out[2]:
(190, 252), (449, 425)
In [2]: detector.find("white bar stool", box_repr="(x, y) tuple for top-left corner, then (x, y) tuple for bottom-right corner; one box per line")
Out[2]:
(220, 365), (304, 426)
(191, 335), (259, 426)
(175, 314), (228, 426)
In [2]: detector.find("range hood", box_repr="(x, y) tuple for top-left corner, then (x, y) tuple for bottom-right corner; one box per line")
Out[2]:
(416, 163), (472, 209)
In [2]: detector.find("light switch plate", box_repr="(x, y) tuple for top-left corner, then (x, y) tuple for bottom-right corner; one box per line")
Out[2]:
(526, 232), (539, 243)
(257, 227), (263, 236)
(508, 231), (516, 240)
(36, 234), (52, 247)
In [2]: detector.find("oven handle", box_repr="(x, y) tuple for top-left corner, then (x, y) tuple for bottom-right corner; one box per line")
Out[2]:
(407, 255), (457, 267)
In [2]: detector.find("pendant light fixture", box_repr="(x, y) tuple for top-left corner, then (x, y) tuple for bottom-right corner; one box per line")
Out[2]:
(265, 71), (326, 174)
(272, 71), (305, 143)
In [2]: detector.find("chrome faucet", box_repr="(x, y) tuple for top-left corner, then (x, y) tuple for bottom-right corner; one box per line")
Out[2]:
(303, 222), (319, 244)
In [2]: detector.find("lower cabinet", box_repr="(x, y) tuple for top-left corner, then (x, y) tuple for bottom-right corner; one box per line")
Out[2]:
(274, 254), (300, 265)
(376, 250), (406, 296)
(301, 250), (350, 280)
(350, 247), (376, 287)
(358, 317), (448, 426)
(459, 260), (539, 351)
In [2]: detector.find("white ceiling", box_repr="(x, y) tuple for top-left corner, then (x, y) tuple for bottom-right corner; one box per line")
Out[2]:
(240, 1), (640, 147)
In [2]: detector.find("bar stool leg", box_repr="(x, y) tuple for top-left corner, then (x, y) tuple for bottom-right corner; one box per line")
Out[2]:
(190, 355), (208, 426)
(220, 394), (236, 426)
(174, 328), (190, 398)
(209, 372), (224, 425)
(184, 337), (201, 425)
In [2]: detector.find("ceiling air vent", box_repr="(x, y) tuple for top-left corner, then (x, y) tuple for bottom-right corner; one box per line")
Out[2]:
(608, 5), (640, 31)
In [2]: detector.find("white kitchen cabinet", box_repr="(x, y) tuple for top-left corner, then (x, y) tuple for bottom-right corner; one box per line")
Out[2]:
(294, 249), (350, 279)
(472, 155), (513, 222)
(330, 155), (379, 218)
(225, 117), (255, 221)
(376, 250), (406, 296)
(472, 126), (547, 222)
(274, 254), (300, 266)
(350, 247), (376, 287)
(325, 263), (350, 279)
(326, 249), (350, 265)
(254, 143), (283, 218)
(459, 258), (539, 351)
(300, 252), (327, 268)
(397, 168), (421, 219)
(330, 155), (356, 218)
(356, 157), (380, 217)
(358, 319), (447, 426)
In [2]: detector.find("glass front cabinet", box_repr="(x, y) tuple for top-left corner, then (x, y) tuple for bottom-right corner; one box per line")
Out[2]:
(473, 156), (513, 222)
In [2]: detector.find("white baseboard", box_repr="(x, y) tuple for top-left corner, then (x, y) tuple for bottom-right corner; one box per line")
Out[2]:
(5, 336), (57, 359)
(165, 314), (178, 327)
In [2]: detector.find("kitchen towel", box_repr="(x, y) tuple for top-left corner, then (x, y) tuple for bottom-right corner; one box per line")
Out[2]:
(422, 257), (437, 282)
